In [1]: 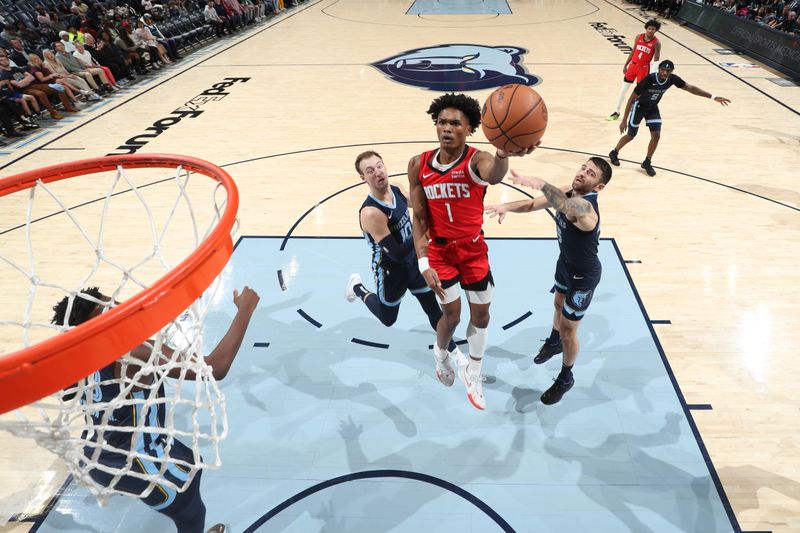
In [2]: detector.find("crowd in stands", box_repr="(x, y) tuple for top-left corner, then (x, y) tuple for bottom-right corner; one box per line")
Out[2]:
(707, 0), (800, 33)
(626, 0), (685, 20)
(0, 0), (307, 146)
(628, 0), (800, 33)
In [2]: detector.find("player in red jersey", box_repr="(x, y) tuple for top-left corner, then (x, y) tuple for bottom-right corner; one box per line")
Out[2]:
(408, 93), (536, 410)
(608, 19), (661, 121)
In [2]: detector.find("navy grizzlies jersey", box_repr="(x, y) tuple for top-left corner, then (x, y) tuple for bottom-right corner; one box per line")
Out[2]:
(556, 191), (601, 272)
(634, 72), (686, 108)
(360, 185), (415, 268)
(81, 362), (168, 461)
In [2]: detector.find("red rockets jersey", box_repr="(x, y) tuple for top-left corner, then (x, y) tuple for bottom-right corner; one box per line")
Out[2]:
(418, 145), (488, 240)
(632, 33), (659, 64)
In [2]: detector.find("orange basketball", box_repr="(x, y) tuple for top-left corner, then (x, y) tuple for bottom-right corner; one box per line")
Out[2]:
(481, 84), (547, 152)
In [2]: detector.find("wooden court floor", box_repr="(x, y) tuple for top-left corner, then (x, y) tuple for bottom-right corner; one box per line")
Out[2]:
(1, 0), (799, 531)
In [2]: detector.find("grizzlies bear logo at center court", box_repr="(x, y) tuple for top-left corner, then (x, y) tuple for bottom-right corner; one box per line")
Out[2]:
(372, 44), (541, 91)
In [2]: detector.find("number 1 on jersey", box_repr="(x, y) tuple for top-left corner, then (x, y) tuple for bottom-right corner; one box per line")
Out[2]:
(445, 202), (453, 222)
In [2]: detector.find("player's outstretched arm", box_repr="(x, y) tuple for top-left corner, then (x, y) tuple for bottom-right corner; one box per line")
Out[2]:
(131, 287), (260, 381)
(475, 141), (541, 185)
(485, 196), (550, 223)
(198, 287), (260, 380)
(473, 149), (511, 185)
(508, 171), (597, 230)
(683, 83), (731, 106)
(485, 202), (523, 223)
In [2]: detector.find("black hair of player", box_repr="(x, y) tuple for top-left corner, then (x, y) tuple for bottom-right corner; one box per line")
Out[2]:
(645, 19), (661, 30)
(589, 156), (613, 184)
(427, 93), (482, 134)
(355, 150), (383, 175)
(51, 287), (105, 327)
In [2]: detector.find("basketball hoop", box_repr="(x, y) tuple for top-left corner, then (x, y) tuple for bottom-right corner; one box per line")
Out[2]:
(0, 154), (238, 511)
(0, 154), (237, 413)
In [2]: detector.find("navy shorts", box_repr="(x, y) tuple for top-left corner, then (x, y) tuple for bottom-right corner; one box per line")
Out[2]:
(88, 437), (206, 525)
(626, 101), (661, 137)
(553, 257), (601, 321)
(374, 260), (431, 306)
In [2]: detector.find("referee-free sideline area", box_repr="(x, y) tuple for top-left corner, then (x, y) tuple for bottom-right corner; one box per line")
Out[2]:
(34, 236), (734, 533)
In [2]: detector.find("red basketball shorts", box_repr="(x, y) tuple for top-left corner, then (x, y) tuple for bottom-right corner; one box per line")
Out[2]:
(624, 61), (649, 83)
(427, 233), (490, 288)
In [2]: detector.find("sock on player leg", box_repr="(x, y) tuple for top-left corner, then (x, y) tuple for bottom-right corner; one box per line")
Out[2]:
(434, 344), (449, 363)
(353, 284), (369, 299)
(466, 322), (487, 378)
(558, 363), (574, 383)
(615, 80), (630, 113)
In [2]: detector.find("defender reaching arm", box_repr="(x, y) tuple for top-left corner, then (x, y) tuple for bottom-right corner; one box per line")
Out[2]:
(507, 170), (599, 231)
(485, 190), (562, 223)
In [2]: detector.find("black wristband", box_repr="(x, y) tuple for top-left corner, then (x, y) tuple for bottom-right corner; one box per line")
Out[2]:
(496, 152), (507, 159)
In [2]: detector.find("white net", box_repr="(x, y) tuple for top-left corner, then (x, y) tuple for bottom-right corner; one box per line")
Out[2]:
(0, 159), (235, 520)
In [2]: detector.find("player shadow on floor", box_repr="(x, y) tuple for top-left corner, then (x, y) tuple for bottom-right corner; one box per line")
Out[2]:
(187, 285), (663, 447)
(716, 463), (800, 525)
(213, 294), (470, 438)
(543, 413), (729, 533)
(486, 313), (660, 417)
(298, 417), (525, 532)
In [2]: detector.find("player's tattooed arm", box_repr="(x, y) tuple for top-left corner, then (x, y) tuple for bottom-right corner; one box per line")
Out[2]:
(543, 186), (597, 230)
(538, 183), (588, 217)
(508, 171), (597, 229)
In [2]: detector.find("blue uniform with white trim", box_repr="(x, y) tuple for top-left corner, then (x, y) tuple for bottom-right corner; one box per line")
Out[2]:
(360, 185), (430, 305)
(82, 363), (206, 529)
(626, 72), (686, 137)
(553, 191), (602, 321)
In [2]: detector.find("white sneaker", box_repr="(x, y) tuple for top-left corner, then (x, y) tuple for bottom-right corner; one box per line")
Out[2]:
(433, 347), (455, 387)
(345, 273), (362, 302)
(457, 365), (486, 410)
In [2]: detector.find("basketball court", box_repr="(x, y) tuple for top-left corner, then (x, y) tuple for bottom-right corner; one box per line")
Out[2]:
(1, 1), (798, 532)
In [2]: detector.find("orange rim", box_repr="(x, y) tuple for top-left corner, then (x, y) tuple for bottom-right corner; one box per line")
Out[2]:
(0, 154), (238, 414)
